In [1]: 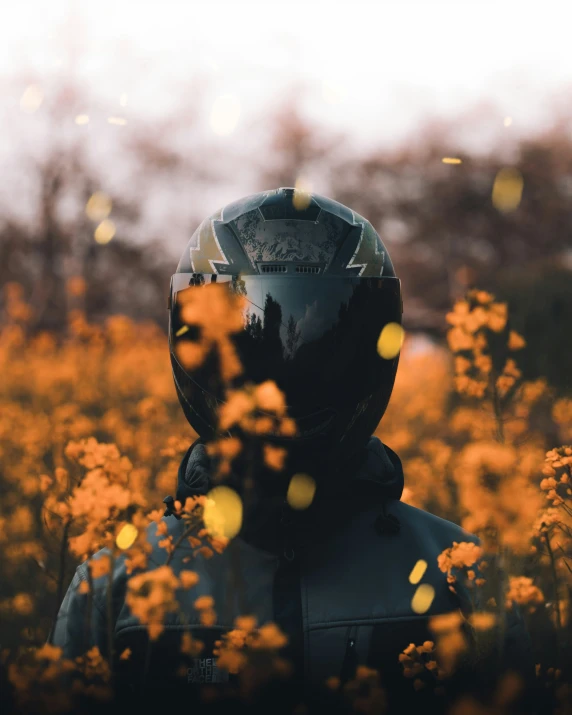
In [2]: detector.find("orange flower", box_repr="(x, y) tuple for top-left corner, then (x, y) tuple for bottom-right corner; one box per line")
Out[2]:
(35, 644), (63, 662)
(175, 342), (206, 371)
(446, 301), (470, 327)
(251, 622), (288, 650)
(218, 390), (255, 431)
(12, 593), (34, 615)
(126, 566), (182, 641)
(253, 381), (286, 416)
(447, 327), (474, 353)
(508, 331), (526, 350)
(506, 576), (544, 612)
(487, 302), (507, 332)
(180, 571), (200, 589)
(429, 611), (463, 634)
(199, 609), (217, 626)
(180, 632), (202, 656)
(89, 555), (111, 579)
(474, 291), (494, 305)
(194, 595), (214, 611)
(437, 541), (483, 574)
(279, 418), (297, 437)
(215, 649), (247, 674)
(468, 612), (496, 630)
(235, 615), (257, 632)
(176, 283), (246, 381)
(263, 444), (287, 471)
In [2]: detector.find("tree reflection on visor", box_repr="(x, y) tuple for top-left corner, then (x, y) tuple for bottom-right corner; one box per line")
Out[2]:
(169, 273), (401, 442)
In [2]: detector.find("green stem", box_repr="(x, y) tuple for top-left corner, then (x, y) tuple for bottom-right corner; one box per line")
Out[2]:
(491, 380), (505, 444)
(85, 561), (94, 650)
(49, 518), (71, 644)
(491, 379), (507, 669)
(495, 545), (508, 669)
(166, 519), (199, 566)
(106, 552), (115, 669)
(545, 532), (563, 636)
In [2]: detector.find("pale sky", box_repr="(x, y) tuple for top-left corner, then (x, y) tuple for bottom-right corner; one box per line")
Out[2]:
(3, 0), (572, 151)
(2, 0), (572, 250)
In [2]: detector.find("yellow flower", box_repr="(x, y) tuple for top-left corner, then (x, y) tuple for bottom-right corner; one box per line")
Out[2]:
(12, 593), (34, 615)
(487, 302), (507, 332)
(263, 444), (287, 471)
(194, 595), (214, 610)
(35, 644), (63, 661)
(508, 330), (526, 350)
(180, 571), (200, 589)
(253, 380), (287, 415)
(447, 327), (474, 353)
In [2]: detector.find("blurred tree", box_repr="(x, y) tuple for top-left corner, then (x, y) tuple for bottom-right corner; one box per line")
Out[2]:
(285, 314), (301, 359)
(254, 84), (345, 191)
(0, 75), (216, 333)
(330, 123), (572, 335)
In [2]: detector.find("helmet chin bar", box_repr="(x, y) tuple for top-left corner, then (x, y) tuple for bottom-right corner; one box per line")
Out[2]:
(172, 353), (372, 482)
(172, 352), (337, 444)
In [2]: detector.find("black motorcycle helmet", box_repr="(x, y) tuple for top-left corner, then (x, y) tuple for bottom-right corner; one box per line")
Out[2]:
(168, 188), (402, 478)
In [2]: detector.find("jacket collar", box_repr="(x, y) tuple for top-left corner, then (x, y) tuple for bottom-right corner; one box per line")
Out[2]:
(175, 435), (404, 504)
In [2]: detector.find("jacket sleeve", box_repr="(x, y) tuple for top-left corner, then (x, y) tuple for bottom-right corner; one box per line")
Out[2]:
(50, 562), (108, 660)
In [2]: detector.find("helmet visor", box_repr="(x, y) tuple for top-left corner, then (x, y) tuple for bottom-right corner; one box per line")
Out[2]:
(169, 273), (401, 434)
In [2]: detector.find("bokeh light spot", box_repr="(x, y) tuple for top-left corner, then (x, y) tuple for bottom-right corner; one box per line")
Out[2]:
(20, 85), (44, 113)
(94, 220), (116, 244)
(442, 157), (462, 165)
(411, 584), (435, 614)
(119, 93), (128, 107)
(409, 559), (428, 584)
(86, 192), (112, 221)
(204, 486), (243, 539)
(108, 116), (127, 126)
(504, 116), (513, 127)
(287, 473), (316, 510)
(492, 167), (523, 212)
(293, 177), (312, 210)
(377, 322), (405, 359)
(116, 524), (138, 550)
(210, 94), (241, 136)
(75, 114), (89, 125)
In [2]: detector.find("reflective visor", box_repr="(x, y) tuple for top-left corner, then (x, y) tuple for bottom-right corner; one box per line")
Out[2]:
(169, 273), (401, 429)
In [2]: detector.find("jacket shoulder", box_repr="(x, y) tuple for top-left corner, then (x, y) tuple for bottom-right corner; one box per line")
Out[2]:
(393, 500), (480, 546)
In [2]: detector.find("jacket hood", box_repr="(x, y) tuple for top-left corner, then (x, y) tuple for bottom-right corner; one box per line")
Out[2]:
(176, 435), (404, 504)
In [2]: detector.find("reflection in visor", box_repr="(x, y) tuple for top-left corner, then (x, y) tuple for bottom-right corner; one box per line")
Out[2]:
(170, 273), (402, 428)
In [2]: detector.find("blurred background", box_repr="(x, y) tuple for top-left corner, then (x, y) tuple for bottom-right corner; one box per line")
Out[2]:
(1, 0), (571, 391)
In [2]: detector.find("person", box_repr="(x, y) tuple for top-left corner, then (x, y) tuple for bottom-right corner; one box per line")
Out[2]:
(52, 188), (533, 713)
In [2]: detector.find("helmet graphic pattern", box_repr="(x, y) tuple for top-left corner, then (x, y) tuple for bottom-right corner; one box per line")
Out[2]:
(176, 188), (395, 278)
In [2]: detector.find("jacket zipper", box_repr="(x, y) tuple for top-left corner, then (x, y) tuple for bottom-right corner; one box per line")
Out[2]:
(339, 624), (358, 684)
(273, 502), (304, 681)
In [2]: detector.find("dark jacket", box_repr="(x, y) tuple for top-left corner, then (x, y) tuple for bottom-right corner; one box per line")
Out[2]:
(52, 436), (533, 709)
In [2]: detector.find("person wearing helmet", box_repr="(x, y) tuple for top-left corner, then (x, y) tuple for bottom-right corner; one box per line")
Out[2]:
(52, 188), (533, 712)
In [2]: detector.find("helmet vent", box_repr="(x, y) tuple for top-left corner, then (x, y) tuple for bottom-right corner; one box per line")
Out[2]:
(261, 264), (288, 273)
(296, 265), (321, 274)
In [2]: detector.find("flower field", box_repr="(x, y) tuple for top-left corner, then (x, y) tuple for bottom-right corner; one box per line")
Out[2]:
(0, 280), (571, 713)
